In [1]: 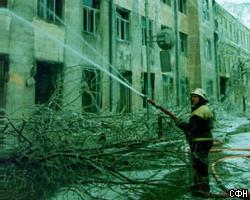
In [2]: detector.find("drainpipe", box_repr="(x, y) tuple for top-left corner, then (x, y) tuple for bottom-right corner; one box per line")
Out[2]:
(109, 0), (115, 112)
(174, 0), (180, 106)
(145, 0), (151, 118)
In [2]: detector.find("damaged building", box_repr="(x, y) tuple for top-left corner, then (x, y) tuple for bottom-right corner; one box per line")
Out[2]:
(0, 0), (249, 120)
(214, 4), (250, 106)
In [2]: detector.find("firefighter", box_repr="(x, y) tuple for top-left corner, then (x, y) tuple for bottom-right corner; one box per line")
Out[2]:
(175, 88), (213, 196)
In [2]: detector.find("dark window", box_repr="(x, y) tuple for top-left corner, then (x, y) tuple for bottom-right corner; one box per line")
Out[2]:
(38, 0), (63, 23)
(35, 61), (63, 110)
(82, 0), (100, 34)
(142, 73), (155, 108)
(118, 71), (132, 113)
(82, 69), (102, 113)
(0, 0), (7, 7)
(178, 0), (186, 14)
(116, 8), (130, 41)
(161, 0), (171, 6)
(204, 38), (212, 60)
(220, 77), (228, 102)
(179, 32), (188, 56)
(0, 55), (8, 110)
(141, 16), (153, 46)
(82, 0), (100, 8)
(160, 50), (171, 72)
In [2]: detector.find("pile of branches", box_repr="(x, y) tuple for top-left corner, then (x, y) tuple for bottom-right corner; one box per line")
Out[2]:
(1, 108), (189, 200)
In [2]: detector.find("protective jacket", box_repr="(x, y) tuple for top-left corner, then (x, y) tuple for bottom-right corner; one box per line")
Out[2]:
(177, 104), (213, 152)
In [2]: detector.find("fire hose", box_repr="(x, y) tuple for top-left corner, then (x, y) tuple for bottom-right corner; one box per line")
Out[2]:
(147, 98), (250, 198)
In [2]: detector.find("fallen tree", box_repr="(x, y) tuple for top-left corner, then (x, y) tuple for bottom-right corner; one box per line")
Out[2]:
(1, 108), (189, 200)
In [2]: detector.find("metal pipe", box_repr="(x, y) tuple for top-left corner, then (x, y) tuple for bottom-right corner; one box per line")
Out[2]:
(174, 0), (180, 106)
(109, 0), (115, 112)
(145, 0), (151, 118)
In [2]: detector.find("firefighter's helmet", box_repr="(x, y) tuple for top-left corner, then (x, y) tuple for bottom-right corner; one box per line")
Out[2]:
(190, 88), (209, 102)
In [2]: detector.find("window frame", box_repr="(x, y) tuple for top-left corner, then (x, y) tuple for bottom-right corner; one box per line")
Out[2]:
(116, 8), (130, 42)
(118, 71), (132, 113)
(141, 16), (153, 46)
(179, 32), (188, 57)
(178, 0), (187, 14)
(204, 38), (212, 60)
(38, 0), (63, 24)
(81, 68), (102, 113)
(82, 5), (99, 34)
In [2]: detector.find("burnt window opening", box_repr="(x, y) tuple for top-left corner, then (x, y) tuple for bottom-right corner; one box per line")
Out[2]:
(142, 73), (155, 108)
(38, 0), (63, 24)
(82, 0), (100, 34)
(179, 32), (188, 56)
(178, 0), (186, 14)
(116, 8), (130, 41)
(0, 0), (7, 7)
(0, 54), (8, 110)
(81, 69), (102, 113)
(35, 61), (63, 110)
(141, 16), (153, 46)
(118, 71), (132, 113)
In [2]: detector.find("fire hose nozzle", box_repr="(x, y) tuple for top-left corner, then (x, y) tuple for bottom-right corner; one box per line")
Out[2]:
(147, 99), (156, 105)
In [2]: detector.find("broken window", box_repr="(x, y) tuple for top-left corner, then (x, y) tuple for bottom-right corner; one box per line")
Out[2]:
(179, 32), (188, 57)
(178, 0), (186, 14)
(82, 0), (100, 34)
(0, 0), (7, 7)
(204, 38), (212, 60)
(81, 69), (102, 113)
(35, 61), (63, 110)
(142, 73), (155, 108)
(0, 55), (8, 110)
(202, 0), (209, 21)
(38, 0), (63, 23)
(116, 8), (130, 41)
(118, 71), (132, 113)
(141, 16), (153, 46)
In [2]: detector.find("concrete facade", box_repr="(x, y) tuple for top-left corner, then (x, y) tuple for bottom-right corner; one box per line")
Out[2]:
(0, 0), (248, 121)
